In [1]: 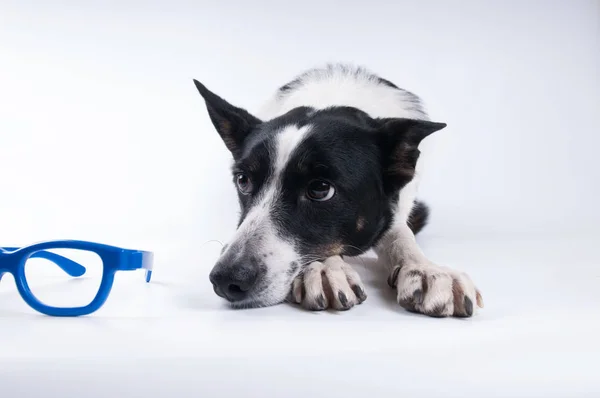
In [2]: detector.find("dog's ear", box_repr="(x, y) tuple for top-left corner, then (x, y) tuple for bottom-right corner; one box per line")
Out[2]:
(193, 79), (261, 158)
(377, 118), (447, 189)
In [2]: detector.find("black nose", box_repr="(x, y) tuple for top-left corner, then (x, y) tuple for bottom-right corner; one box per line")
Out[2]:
(209, 262), (259, 302)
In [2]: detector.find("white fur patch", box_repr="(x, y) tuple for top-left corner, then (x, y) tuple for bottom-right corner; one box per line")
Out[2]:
(220, 124), (313, 306)
(273, 124), (312, 176)
(258, 65), (427, 120)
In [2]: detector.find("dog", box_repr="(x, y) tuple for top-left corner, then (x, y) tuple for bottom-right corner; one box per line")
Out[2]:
(194, 64), (483, 317)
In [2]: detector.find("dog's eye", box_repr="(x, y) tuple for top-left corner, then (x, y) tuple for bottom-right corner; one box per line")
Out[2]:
(235, 173), (253, 195)
(306, 179), (335, 201)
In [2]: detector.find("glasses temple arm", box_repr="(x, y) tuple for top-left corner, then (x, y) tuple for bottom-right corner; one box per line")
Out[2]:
(120, 250), (153, 283)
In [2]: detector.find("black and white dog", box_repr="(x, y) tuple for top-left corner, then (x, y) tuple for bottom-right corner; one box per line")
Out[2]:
(194, 64), (483, 317)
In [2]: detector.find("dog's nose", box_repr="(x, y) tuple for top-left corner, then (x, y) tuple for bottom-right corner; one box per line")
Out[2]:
(209, 262), (258, 302)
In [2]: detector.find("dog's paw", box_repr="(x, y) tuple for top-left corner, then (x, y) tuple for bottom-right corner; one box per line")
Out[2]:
(388, 263), (483, 318)
(290, 257), (367, 311)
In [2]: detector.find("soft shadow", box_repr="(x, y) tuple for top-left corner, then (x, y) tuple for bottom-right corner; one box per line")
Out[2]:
(344, 254), (404, 313)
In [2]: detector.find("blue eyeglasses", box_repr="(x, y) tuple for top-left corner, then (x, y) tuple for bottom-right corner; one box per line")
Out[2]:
(0, 240), (153, 317)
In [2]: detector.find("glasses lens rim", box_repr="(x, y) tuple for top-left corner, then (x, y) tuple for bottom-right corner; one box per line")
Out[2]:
(21, 248), (106, 310)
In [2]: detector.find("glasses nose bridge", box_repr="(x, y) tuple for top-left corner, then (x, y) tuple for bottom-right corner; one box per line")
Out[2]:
(0, 251), (8, 270)
(0, 253), (11, 278)
(0, 250), (20, 274)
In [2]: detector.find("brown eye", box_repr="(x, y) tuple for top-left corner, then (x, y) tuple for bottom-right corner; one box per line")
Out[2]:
(236, 173), (253, 194)
(306, 179), (335, 201)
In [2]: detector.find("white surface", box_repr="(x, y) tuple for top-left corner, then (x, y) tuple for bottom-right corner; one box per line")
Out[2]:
(2, 236), (599, 397)
(1, 1), (599, 397)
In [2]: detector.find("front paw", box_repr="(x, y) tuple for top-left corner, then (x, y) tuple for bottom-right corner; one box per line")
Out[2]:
(388, 263), (483, 318)
(289, 257), (367, 311)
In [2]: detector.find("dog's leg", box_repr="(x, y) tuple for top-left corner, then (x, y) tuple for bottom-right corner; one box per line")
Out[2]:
(376, 222), (483, 318)
(289, 256), (367, 311)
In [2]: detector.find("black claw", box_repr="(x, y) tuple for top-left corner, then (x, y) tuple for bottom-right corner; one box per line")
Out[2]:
(338, 291), (349, 308)
(464, 296), (473, 317)
(351, 285), (367, 303)
(388, 267), (401, 288)
(315, 294), (326, 310)
(412, 289), (424, 305)
(398, 296), (416, 311)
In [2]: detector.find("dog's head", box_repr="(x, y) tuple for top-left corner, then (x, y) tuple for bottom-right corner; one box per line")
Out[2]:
(194, 79), (446, 308)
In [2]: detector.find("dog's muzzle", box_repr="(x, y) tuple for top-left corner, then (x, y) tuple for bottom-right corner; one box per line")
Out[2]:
(209, 250), (260, 303)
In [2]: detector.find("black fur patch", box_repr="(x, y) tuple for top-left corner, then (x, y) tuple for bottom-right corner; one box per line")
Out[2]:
(408, 201), (430, 235)
(376, 77), (399, 89)
(287, 261), (299, 276)
(270, 107), (397, 258)
(405, 269), (425, 280)
(214, 104), (442, 283)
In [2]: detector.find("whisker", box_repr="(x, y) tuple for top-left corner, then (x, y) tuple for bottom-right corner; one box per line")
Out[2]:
(202, 239), (225, 249)
(340, 244), (370, 269)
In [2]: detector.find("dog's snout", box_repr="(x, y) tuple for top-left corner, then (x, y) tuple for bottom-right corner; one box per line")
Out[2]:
(209, 261), (259, 302)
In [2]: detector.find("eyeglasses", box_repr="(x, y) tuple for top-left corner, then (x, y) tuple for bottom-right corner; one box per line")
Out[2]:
(0, 240), (153, 317)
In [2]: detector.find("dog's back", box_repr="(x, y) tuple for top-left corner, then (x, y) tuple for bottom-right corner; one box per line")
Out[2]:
(257, 64), (429, 122)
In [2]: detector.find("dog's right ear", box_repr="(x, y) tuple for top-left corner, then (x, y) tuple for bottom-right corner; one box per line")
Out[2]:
(193, 79), (261, 158)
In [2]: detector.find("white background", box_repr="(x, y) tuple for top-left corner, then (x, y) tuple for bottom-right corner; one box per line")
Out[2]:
(1, 1), (599, 397)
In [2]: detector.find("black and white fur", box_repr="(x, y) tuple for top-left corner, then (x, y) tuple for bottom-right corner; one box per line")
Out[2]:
(194, 64), (483, 317)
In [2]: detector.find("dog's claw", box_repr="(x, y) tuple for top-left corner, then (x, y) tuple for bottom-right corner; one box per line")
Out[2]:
(315, 294), (326, 310)
(388, 266), (401, 288)
(391, 263), (482, 318)
(351, 284), (367, 303)
(463, 296), (474, 317)
(337, 291), (350, 310)
(290, 257), (366, 311)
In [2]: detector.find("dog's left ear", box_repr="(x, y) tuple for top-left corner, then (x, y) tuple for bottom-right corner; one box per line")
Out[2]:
(193, 79), (262, 158)
(377, 118), (447, 188)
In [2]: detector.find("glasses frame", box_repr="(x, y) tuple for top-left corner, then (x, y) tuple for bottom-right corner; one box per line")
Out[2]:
(0, 240), (153, 317)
